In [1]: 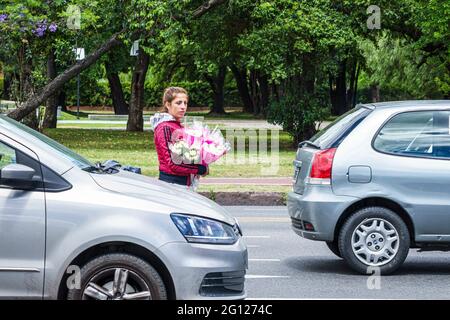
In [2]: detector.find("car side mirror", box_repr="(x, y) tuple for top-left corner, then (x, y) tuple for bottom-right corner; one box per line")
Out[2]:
(0, 164), (36, 189)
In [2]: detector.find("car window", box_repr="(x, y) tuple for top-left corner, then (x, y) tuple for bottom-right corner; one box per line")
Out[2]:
(0, 140), (69, 191)
(434, 111), (450, 158)
(0, 115), (94, 170)
(0, 142), (17, 169)
(373, 111), (450, 159)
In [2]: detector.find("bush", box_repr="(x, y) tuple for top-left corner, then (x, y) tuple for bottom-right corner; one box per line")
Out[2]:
(267, 92), (330, 145)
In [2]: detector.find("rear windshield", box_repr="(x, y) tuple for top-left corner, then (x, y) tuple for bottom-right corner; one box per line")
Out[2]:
(310, 106), (372, 149)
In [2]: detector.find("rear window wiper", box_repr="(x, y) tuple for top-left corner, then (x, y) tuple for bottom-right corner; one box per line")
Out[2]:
(298, 140), (320, 149)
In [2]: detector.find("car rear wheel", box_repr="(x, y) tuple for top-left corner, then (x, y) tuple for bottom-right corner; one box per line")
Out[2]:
(67, 253), (167, 300)
(338, 207), (410, 275)
(325, 241), (342, 258)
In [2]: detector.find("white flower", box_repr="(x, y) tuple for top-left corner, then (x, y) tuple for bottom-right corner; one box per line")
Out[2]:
(170, 141), (189, 155)
(183, 148), (200, 163)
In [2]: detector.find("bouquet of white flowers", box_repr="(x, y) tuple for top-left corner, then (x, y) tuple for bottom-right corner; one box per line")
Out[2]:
(169, 140), (201, 165)
(168, 122), (231, 191)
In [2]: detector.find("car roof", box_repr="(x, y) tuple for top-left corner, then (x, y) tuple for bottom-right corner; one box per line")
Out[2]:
(358, 100), (450, 110)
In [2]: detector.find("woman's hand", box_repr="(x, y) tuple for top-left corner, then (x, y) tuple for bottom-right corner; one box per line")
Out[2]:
(197, 164), (209, 177)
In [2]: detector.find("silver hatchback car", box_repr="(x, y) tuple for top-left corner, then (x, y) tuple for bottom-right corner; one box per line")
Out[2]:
(0, 115), (247, 299)
(288, 100), (450, 274)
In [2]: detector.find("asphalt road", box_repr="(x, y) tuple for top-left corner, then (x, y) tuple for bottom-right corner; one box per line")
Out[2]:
(224, 206), (450, 300)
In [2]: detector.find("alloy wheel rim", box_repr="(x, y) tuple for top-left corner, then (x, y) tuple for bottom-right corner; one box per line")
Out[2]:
(82, 267), (152, 300)
(351, 218), (400, 267)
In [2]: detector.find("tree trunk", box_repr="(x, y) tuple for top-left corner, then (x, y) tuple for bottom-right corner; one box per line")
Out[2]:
(206, 65), (227, 115)
(192, 0), (228, 18)
(347, 59), (357, 109)
(2, 73), (11, 100)
(8, 31), (123, 121)
(301, 55), (318, 144)
(258, 74), (269, 117)
(127, 51), (150, 132)
(352, 62), (360, 107)
(42, 50), (58, 129)
(331, 60), (348, 116)
(106, 60), (129, 115)
(249, 70), (260, 116)
(16, 45), (39, 130)
(58, 91), (67, 112)
(371, 84), (380, 102)
(230, 64), (253, 113)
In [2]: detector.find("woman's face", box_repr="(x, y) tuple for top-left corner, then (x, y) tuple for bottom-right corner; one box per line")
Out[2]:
(166, 93), (188, 121)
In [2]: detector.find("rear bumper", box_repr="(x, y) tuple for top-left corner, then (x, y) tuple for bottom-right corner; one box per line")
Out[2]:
(287, 186), (359, 241)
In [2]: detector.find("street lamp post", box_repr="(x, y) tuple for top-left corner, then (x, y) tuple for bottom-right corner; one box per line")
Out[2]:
(74, 40), (85, 119)
(67, 4), (82, 119)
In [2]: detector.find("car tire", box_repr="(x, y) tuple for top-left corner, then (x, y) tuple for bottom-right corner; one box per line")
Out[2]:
(325, 241), (342, 258)
(67, 253), (167, 300)
(338, 207), (410, 275)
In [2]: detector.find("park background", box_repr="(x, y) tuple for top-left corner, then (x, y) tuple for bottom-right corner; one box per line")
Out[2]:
(0, 0), (448, 202)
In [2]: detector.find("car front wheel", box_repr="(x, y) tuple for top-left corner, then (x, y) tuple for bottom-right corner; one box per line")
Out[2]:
(338, 207), (410, 275)
(67, 253), (167, 300)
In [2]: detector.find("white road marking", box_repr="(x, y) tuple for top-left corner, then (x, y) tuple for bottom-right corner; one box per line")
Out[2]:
(236, 217), (290, 222)
(249, 259), (281, 262)
(245, 275), (290, 279)
(241, 207), (287, 211)
(243, 236), (271, 239)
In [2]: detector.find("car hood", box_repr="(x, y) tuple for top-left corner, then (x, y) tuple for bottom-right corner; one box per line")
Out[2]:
(89, 170), (235, 225)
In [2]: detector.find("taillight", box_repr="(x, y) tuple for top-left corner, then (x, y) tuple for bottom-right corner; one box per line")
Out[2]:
(310, 148), (337, 180)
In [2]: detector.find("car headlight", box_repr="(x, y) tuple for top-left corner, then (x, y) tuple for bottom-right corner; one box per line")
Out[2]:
(171, 213), (239, 245)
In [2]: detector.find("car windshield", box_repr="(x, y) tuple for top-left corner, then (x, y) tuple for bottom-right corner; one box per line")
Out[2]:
(0, 115), (94, 170)
(310, 106), (371, 148)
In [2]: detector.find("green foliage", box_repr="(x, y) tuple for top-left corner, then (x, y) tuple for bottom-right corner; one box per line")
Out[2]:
(358, 34), (448, 100)
(65, 62), (111, 107)
(267, 91), (330, 145)
(1, 0), (448, 136)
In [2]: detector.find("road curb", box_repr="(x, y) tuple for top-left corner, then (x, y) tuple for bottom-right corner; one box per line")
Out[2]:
(198, 191), (286, 206)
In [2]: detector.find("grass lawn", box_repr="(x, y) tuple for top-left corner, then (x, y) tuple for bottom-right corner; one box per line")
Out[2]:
(44, 128), (297, 179)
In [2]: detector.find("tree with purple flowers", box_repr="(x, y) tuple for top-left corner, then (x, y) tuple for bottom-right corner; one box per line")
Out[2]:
(1, 0), (230, 130)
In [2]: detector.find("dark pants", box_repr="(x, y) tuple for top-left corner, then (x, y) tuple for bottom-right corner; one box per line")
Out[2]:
(159, 171), (188, 186)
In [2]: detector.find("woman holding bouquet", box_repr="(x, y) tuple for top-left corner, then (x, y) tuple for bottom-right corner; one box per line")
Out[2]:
(150, 87), (208, 187)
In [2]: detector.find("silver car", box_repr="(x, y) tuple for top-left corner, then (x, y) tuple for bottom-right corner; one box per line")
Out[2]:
(0, 115), (247, 299)
(288, 100), (450, 274)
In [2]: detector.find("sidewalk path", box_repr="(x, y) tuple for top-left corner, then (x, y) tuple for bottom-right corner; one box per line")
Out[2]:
(201, 177), (292, 185)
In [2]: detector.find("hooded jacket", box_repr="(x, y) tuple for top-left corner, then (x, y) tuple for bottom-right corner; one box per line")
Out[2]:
(150, 113), (204, 186)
